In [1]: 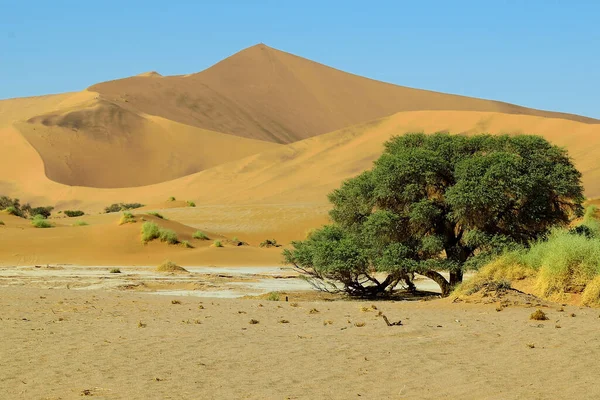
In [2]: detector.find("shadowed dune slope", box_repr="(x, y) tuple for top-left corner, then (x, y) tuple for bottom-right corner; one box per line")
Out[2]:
(15, 99), (280, 188)
(89, 44), (598, 145)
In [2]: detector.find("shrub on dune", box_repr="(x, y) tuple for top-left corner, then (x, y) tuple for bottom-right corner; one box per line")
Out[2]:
(4, 206), (20, 216)
(187, 201), (196, 207)
(73, 220), (88, 226)
(64, 210), (85, 218)
(0, 220), (4, 225)
(193, 231), (209, 240)
(159, 229), (179, 245)
(213, 240), (223, 248)
(119, 212), (136, 225)
(180, 240), (194, 248)
(148, 212), (166, 219)
(141, 222), (161, 243)
(31, 215), (53, 228)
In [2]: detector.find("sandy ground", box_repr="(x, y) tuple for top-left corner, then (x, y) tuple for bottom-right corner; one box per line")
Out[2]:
(2, 286), (599, 399)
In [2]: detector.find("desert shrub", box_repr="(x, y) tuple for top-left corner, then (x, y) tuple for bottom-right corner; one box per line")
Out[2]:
(4, 206), (20, 216)
(31, 215), (53, 228)
(30, 206), (54, 219)
(148, 212), (165, 219)
(168, 196), (176, 202)
(119, 212), (136, 225)
(0, 220), (4, 225)
(260, 239), (281, 248)
(64, 210), (85, 218)
(193, 231), (209, 240)
(180, 240), (193, 248)
(110, 268), (121, 274)
(266, 292), (280, 301)
(284, 133), (584, 297)
(141, 222), (161, 243)
(156, 260), (188, 273)
(213, 240), (223, 248)
(187, 201), (196, 207)
(73, 220), (88, 226)
(530, 309), (549, 321)
(104, 203), (144, 213)
(582, 276), (600, 306)
(159, 229), (179, 244)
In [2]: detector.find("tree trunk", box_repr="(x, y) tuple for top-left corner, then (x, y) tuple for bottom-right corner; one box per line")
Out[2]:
(450, 269), (463, 287)
(419, 270), (451, 297)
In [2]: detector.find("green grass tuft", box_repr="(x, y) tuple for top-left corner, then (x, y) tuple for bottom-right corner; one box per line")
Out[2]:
(159, 229), (179, 244)
(73, 220), (88, 226)
(119, 212), (136, 225)
(193, 231), (209, 240)
(31, 215), (53, 228)
(180, 240), (194, 249)
(187, 201), (196, 207)
(213, 240), (223, 248)
(141, 222), (161, 243)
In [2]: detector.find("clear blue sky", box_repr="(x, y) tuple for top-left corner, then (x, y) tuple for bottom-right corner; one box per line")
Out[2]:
(1, 0), (599, 118)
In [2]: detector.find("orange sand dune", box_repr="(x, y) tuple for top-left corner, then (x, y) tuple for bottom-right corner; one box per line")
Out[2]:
(14, 99), (280, 188)
(89, 44), (597, 145)
(0, 211), (282, 267)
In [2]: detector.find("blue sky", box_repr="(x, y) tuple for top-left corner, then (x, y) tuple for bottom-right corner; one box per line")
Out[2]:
(1, 0), (599, 118)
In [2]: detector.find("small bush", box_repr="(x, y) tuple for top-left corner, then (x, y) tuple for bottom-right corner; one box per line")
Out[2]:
(530, 309), (549, 321)
(4, 206), (20, 216)
(64, 210), (85, 218)
(148, 212), (165, 219)
(168, 196), (176, 202)
(104, 203), (144, 213)
(156, 260), (188, 273)
(187, 201), (196, 207)
(232, 236), (239, 242)
(119, 212), (136, 225)
(159, 229), (179, 244)
(110, 268), (121, 274)
(249, 319), (259, 325)
(141, 222), (161, 243)
(32, 215), (53, 228)
(171, 300), (181, 305)
(213, 240), (223, 248)
(193, 231), (209, 240)
(0, 220), (4, 226)
(259, 239), (281, 248)
(30, 206), (53, 219)
(266, 292), (280, 301)
(180, 240), (193, 249)
(73, 220), (88, 226)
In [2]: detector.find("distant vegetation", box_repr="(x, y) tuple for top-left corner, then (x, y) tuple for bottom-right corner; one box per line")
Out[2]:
(193, 231), (209, 240)
(0, 220), (4, 226)
(73, 220), (88, 227)
(168, 196), (176, 202)
(141, 222), (179, 245)
(119, 212), (136, 225)
(148, 212), (166, 219)
(31, 214), (53, 228)
(260, 239), (281, 248)
(104, 203), (144, 213)
(1, 196), (54, 219)
(284, 133), (584, 297)
(110, 268), (121, 274)
(187, 201), (196, 207)
(64, 210), (85, 218)
(213, 240), (223, 248)
(180, 240), (194, 249)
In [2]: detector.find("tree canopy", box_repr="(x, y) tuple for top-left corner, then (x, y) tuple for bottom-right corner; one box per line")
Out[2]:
(283, 132), (584, 297)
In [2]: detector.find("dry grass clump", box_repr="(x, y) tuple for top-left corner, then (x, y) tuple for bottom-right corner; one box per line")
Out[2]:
(581, 276), (600, 306)
(156, 260), (188, 273)
(119, 211), (136, 225)
(109, 268), (121, 274)
(180, 240), (193, 249)
(259, 239), (282, 248)
(530, 309), (549, 321)
(249, 319), (259, 325)
(266, 292), (280, 301)
(454, 257), (532, 296)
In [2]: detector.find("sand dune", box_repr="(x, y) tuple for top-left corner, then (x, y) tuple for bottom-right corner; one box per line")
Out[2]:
(89, 44), (597, 145)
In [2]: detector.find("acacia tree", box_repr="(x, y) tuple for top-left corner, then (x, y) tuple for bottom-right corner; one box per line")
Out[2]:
(283, 133), (584, 297)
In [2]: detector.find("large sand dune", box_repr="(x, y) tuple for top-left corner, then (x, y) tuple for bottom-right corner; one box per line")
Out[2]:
(1, 44), (600, 265)
(89, 44), (597, 145)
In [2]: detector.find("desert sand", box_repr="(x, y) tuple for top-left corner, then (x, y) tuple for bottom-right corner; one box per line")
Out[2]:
(2, 286), (599, 399)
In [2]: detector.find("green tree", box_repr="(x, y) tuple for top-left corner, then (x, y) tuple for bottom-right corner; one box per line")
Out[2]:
(283, 133), (584, 297)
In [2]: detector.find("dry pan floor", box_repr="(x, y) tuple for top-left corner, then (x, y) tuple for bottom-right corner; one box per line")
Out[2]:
(1, 287), (599, 400)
